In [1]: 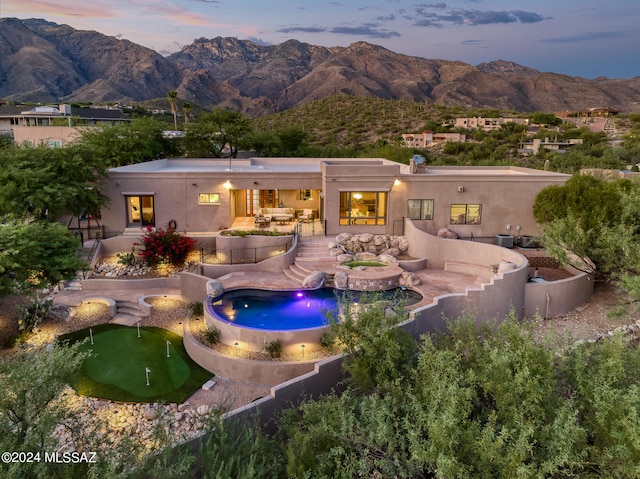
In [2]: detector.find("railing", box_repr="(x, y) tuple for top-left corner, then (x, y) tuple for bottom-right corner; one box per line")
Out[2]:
(67, 224), (106, 244)
(81, 238), (101, 279)
(199, 237), (295, 265)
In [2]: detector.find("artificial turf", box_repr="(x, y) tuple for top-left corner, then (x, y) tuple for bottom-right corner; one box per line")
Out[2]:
(57, 324), (212, 403)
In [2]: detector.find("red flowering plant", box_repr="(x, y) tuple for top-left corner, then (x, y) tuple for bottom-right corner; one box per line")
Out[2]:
(134, 226), (196, 268)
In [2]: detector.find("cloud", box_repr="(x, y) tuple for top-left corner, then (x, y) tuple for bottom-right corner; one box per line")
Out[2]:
(410, 5), (549, 27)
(3, 0), (120, 19)
(539, 30), (627, 44)
(330, 23), (401, 39)
(462, 39), (484, 46)
(277, 25), (328, 34)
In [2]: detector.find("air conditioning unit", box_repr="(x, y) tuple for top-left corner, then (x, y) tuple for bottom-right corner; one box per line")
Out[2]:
(494, 234), (514, 248)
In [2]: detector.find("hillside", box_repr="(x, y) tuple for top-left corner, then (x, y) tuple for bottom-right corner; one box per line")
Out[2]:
(2, 18), (640, 115)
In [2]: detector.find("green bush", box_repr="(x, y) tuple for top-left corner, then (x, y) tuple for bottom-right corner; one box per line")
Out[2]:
(320, 332), (336, 350)
(264, 339), (283, 359)
(188, 300), (204, 317)
(116, 246), (137, 266)
(204, 327), (221, 345)
(17, 297), (53, 332)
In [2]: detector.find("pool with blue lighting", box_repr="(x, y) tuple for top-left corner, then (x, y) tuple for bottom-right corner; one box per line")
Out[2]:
(207, 287), (422, 331)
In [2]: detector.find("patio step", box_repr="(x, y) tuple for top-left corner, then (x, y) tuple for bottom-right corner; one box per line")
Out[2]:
(111, 300), (148, 326)
(62, 279), (84, 291)
(284, 263), (308, 282)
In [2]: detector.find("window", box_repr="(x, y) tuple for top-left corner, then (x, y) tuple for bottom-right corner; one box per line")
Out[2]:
(339, 191), (387, 225)
(199, 193), (220, 204)
(126, 195), (155, 227)
(298, 189), (313, 201)
(450, 204), (481, 225)
(408, 199), (434, 220)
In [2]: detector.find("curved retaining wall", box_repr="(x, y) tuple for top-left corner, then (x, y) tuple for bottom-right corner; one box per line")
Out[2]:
(405, 219), (529, 322)
(182, 318), (318, 386)
(524, 266), (595, 318)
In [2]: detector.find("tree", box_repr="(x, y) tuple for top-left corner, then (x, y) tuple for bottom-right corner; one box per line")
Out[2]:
(0, 145), (109, 220)
(533, 174), (640, 288)
(76, 117), (178, 167)
(167, 90), (179, 131)
(0, 344), (87, 478)
(0, 220), (85, 296)
(183, 108), (252, 159)
(182, 102), (192, 125)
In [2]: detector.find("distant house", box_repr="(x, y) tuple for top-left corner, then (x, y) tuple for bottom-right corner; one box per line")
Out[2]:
(555, 108), (620, 118)
(0, 104), (127, 147)
(455, 117), (529, 131)
(401, 131), (465, 148)
(518, 138), (583, 155)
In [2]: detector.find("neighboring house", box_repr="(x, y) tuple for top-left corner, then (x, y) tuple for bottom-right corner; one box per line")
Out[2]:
(401, 131), (466, 148)
(100, 157), (569, 239)
(555, 107), (620, 118)
(455, 117), (529, 131)
(518, 138), (583, 155)
(0, 104), (127, 147)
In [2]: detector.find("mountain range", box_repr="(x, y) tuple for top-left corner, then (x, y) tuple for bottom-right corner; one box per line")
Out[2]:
(2, 17), (640, 116)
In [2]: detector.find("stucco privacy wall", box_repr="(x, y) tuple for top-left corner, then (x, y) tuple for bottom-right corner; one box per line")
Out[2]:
(524, 265), (595, 319)
(404, 219), (529, 321)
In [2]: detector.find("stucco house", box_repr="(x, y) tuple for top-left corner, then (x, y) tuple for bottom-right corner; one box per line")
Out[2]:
(0, 104), (127, 147)
(100, 157), (570, 240)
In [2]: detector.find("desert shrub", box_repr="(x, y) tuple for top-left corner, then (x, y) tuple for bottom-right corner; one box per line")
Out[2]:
(188, 301), (204, 317)
(135, 226), (196, 267)
(264, 340), (282, 359)
(320, 332), (336, 350)
(204, 327), (221, 345)
(116, 246), (137, 266)
(18, 297), (53, 332)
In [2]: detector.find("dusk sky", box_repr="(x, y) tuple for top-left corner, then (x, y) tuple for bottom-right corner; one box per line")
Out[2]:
(2, 0), (638, 79)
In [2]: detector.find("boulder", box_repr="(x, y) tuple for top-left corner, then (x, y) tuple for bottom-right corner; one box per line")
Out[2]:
(381, 247), (401, 257)
(437, 228), (458, 239)
(373, 235), (388, 247)
(400, 272), (421, 288)
(377, 254), (398, 264)
(329, 247), (344, 257)
(359, 233), (374, 243)
(397, 237), (410, 252)
(355, 252), (378, 261)
(206, 280), (224, 297)
(337, 253), (356, 263)
(333, 271), (349, 290)
(302, 271), (325, 289)
(335, 233), (353, 244)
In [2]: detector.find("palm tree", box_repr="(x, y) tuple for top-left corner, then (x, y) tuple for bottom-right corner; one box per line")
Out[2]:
(183, 102), (192, 125)
(167, 90), (178, 131)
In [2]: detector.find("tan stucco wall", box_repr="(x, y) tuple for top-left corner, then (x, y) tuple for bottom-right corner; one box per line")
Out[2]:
(12, 126), (83, 146)
(524, 267), (595, 319)
(183, 319), (318, 385)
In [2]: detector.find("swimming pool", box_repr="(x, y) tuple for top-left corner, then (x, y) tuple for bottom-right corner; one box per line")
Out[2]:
(207, 287), (423, 331)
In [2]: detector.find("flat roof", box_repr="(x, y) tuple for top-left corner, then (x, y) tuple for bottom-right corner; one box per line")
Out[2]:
(109, 157), (393, 174)
(109, 158), (569, 178)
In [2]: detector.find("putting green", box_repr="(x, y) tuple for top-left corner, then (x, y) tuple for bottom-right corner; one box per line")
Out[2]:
(58, 324), (212, 403)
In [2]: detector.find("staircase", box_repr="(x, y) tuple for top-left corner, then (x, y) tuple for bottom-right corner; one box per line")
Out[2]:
(284, 237), (338, 285)
(111, 300), (148, 326)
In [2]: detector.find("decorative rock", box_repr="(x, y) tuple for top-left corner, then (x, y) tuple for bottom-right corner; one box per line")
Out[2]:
(206, 280), (224, 297)
(143, 406), (156, 421)
(333, 271), (349, 290)
(400, 272), (422, 288)
(373, 236), (388, 247)
(302, 271), (325, 289)
(335, 233), (353, 244)
(196, 405), (209, 416)
(355, 252), (378, 261)
(359, 233), (374, 243)
(178, 402), (190, 412)
(396, 237), (410, 252)
(337, 253), (356, 263)
(437, 228), (458, 239)
(329, 247), (344, 257)
(381, 247), (401, 257)
(377, 254), (398, 264)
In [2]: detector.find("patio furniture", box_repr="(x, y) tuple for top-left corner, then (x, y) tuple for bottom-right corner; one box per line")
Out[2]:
(274, 216), (290, 225)
(254, 216), (270, 229)
(298, 209), (314, 223)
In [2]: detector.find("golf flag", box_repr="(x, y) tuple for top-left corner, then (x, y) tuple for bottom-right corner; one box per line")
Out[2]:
(146, 367), (151, 373)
